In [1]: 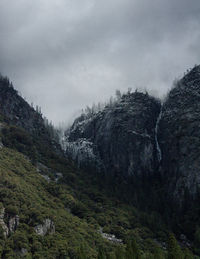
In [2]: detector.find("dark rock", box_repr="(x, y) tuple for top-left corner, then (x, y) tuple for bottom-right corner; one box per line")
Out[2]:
(0, 207), (19, 237)
(65, 92), (161, 177)
(34, 218), (55, 236)
(158, 65), (200, 201)
(8, 215), (19, 233)
(0, 207), (9, 237)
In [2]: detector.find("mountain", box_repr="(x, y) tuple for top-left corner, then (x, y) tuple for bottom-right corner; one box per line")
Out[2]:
(159, 65), (200, 202)
(65, 92), (161, 177)
(65, 65), (200, 202)
(0, 76), (63, 163)
(64, 65), (200, 256)
(0, 72), (198, 258)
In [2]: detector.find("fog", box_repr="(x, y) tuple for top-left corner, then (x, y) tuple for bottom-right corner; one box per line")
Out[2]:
(0, 0), (200, 125)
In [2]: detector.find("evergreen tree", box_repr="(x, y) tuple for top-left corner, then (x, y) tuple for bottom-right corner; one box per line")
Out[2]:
(152, 247), (165, 259)
(76, 245), (87, 259)
(194, 226), (200, 248)
(98, 248), (106, 259)
(182, 248), (193, 259)
(167, 233), (183, 259)
(115, 246), (125, 259)
(125, 240), (141, 259)
(107, 252), (116, 259)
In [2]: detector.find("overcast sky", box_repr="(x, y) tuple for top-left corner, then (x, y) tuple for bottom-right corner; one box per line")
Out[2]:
(0, 0), (200, 125)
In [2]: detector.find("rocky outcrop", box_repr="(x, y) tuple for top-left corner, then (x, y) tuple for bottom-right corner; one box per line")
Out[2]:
(158, 65), (200, 201)
(0, 208), (9, 237)
(18, 248), (28, 257)
(34, 219), (55, 236)
(65, 92), (161, 177)
(37, 162), (63, 183)
(8, 215), (20, 233)
(64, 65), (200, 205)
(99, 228), (122, 244)
(0, 207), (19, 237)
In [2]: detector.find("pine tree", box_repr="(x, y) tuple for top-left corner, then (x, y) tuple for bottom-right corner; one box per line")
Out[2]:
(152, 246), (165, 259)
(182, 248), (193, 259)
(76, 245), (87, 259)
(125, 240), (141, 259)
(167, 233), (183, 259)
(98, 248), (106, 259)
(194, 226), (200, 247)
(115, 246), (125, 259)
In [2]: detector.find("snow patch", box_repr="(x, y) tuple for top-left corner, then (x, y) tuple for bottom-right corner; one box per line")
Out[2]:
(65, 138), (96, 167)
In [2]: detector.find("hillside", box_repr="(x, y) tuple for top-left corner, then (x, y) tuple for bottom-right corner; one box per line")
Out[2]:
(64, 65), (200, 257)
(65, 91), (161, 177)
(0, 74), (197, 258)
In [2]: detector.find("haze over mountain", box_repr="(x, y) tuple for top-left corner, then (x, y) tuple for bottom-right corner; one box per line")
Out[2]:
(0, 66), (200, 257)
(1, 0), (200, 124)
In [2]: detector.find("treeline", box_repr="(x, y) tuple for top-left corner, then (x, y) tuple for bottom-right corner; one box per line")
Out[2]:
(98, 234), (193, 259)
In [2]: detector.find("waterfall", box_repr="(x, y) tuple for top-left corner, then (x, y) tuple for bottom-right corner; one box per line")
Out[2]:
(58, 129), (67, 151)
(155, 108), (162, 162)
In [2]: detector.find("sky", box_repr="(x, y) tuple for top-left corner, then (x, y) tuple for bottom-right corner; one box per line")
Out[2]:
(0, 0), (200, 125)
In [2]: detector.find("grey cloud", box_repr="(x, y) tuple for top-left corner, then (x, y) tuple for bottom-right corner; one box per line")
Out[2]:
(0, 0), (200, 125)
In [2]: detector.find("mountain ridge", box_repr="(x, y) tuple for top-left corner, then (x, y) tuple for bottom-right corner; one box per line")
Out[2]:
(0, 68), (199, 258)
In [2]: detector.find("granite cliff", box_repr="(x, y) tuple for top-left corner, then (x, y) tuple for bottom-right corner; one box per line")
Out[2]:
(158, 65), (200, 202)
(65, 65), (200, 205)
(65, 92), (161, 177)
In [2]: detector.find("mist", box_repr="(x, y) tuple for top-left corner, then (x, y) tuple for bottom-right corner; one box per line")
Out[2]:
(0, 0), (200, 125)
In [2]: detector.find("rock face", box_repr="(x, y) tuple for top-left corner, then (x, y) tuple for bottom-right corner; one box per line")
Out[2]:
(0, 208), (9, 237)
(34, 219), (55, 236)
(99, 228), (122, 244)
(65, 92), (161, 177)
(0, 207), (19, 237)
(65, 65), (200, 204)
(8, 215), (20, 233)
(158, 65), (200, 201)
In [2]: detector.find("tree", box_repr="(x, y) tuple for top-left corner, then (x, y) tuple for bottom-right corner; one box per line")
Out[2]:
(115, 90), (122, 101)
(194, 226), (200, 254)
(167, 233), (183, 259)
(182, 248), (193, 259)
(98, 248), (106, 259)
(125, 240), (141, 259)
(115, 246), (125, 259)
(152, 247), (165, 259)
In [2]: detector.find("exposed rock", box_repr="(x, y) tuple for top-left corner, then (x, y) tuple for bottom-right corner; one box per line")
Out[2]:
(36, 162), (50, 173)
(21, 248), (28, 255)
(39, 173), (51, 183)
(55, 172), (63, 182)
(0, 207), (19, 237)
(99, 228), (122, 244)
(34, 219), (55, 236)
(16, 248), (28, 257)
(37, 162), (63, 183)
(158, 65), (200, 201)
(179, 234), (191, 248)
(0, 141), (3, 149)
(153, 239), (167, 250)
(65, 92), (161, 177)
(8, 215), (20, 233)
(64, 65), (200, 208)
(0, 207), (9, 237)
(0, 122), (5, 149)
